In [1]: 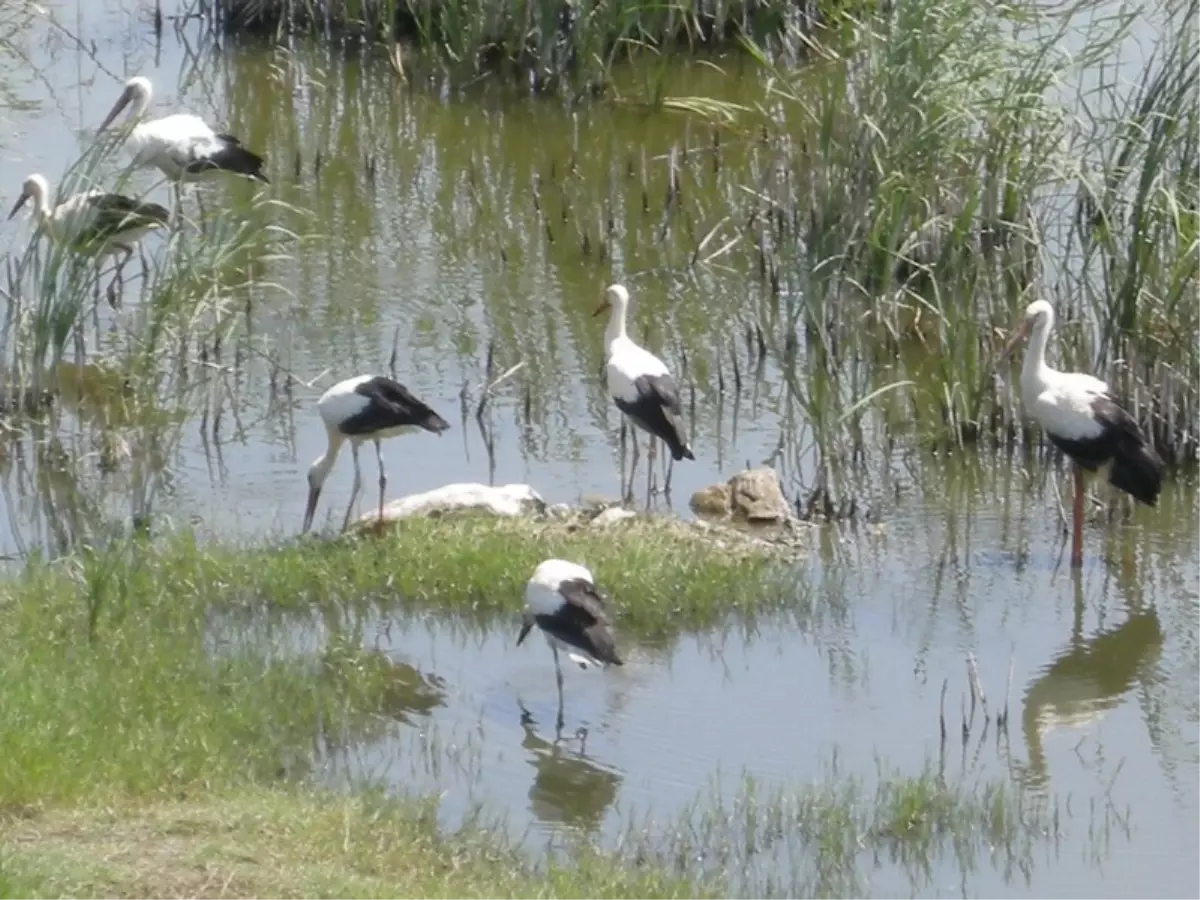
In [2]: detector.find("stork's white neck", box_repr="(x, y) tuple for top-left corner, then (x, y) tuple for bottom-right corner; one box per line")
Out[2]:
(130, 82), (153, 121)
(604, 301), (629, 349)
(1021, 311), (1056, 399)
(28, 177), (52, 223)
(308, 427), (344, 489)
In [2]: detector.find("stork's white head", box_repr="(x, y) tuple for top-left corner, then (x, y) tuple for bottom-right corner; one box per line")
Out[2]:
(7, 173), (50, 221)
(1022, 299), (1054, 330)
(592, 283), (630, 319)
(97, 76), (154, 134)
(1000, 299), (1056, 363)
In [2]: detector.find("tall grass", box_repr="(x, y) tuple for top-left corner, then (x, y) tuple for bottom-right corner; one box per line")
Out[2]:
(203, 0), (852, 97)
(721, 0), (1198, 501)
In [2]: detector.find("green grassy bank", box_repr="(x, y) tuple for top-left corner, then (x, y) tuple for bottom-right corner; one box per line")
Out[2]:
(0, 517), (768, 896)
(0, 518), (1063, 897)
(0, 516), (785, 803)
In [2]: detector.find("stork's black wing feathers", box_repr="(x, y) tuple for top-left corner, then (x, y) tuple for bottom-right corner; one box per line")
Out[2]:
(341, 375), (451, 436)
(636, 373), (684, 416)
(84, 192), (170, 236)
(536, 578), (623, 666)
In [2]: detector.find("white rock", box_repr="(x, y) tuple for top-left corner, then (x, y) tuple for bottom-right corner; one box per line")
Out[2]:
(357, 483), (545, 524)
(590, 506), (638, 528)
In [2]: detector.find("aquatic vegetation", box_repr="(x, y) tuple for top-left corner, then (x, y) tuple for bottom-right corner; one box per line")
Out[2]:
(618, 764), (1061, 897)
(0, 129), (306, 552)
(205, 0), (863, 97)
(728, 0), (1198, 482)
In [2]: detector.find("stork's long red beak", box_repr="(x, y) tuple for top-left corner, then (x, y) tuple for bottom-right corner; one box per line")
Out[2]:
(302, 484), (322, 534)
(591, 300), (610, 318)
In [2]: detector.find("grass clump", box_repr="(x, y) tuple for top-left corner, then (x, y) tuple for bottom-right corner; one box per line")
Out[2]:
(16, 514), (790, 643)
(219, 515), (790, 636)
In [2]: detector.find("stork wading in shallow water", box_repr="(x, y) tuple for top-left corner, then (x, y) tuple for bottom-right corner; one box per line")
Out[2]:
(593, 283), (694, 504)
(1000, 299), (1165, 568)
(8, 172), (169, 296)
(517, 559), (624, 732)
(95, 76), (269, 212)
(302, 375), (451, 535)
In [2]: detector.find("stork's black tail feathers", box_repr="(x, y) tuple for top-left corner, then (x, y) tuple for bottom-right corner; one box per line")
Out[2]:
(668, 435), (696, 462)
(191, 134), (270, 184)
(1108, 441), (1165, 507)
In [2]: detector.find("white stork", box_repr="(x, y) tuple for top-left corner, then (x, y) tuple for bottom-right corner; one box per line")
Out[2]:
(95, 75), (269, 209)
(303, 374), (451, 534)
(517, 559), (624, 731)
(593, 283), (694, 503)
(8, 172), (169, 293)
(1001, 299), (1165, 568)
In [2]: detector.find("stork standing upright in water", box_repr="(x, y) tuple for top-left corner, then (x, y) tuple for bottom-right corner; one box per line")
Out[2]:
(1001, 299), (1164, 568)
(95, 75), (269, 212)
(593, 283), (694, 503)
(302, 375), (451, 534)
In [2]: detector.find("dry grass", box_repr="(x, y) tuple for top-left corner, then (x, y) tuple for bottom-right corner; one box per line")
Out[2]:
(0, 789), (699, 898)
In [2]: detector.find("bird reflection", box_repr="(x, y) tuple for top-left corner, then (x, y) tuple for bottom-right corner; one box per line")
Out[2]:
(319, 645), (448, 749)
(1015, 576), (1163, 793)
(518, 703), (621, 832)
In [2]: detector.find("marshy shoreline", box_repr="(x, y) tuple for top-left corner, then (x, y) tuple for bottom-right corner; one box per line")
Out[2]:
(0, 511), (1059, 898)
(1, 0), (1196, 894)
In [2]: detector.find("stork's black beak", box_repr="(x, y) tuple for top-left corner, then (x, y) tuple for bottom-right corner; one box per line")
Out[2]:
(302, 484), (322, 534)
(591, 300), (610, 318)
(7, 192), (28, 221)
(516, 615), (534, 646)
(96, 88), (132, 134)
(998, 318), (1032, 366)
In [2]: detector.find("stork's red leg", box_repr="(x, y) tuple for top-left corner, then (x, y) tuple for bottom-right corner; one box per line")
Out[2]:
(1070, 465), (1084, 568)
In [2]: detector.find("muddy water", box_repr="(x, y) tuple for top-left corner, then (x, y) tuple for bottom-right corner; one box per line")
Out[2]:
(2, 3), (1198, 897)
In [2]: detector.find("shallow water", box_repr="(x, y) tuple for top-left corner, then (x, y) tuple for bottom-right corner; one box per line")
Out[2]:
(2, 3), (1197, 897)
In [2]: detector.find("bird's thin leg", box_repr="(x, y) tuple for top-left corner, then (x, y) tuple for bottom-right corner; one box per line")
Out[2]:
(619, 420), (628, 499)
(1070, 465), (1084, 569)
(664, 455), (674, 497)
(626, 431), (640, 506)
(340, 442), (363, 532)
(106, 245), (132, 307)
(374, 438), (387, 524)
(646, 436), (656, 506)
(552, 646), (565, 733)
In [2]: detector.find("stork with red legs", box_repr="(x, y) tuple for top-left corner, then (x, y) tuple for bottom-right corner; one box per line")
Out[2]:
(1000, 300), (1164, 568)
